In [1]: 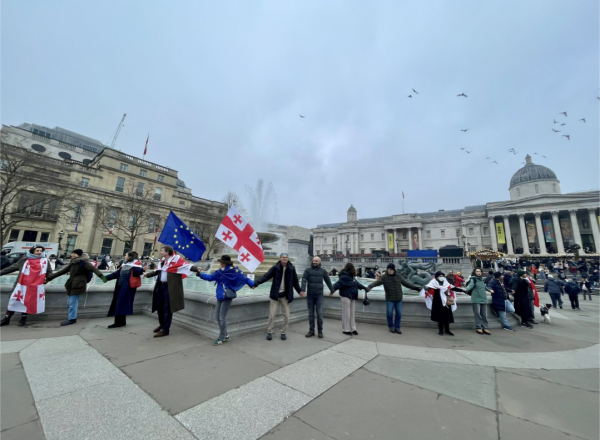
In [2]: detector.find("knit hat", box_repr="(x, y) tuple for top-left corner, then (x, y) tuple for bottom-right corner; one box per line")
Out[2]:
(387, 263), (395, 270)
(516, 270), (527, 277)
(434, 271), (445, 278)
(494, 271), (502, 278)
(72, 249), (83, 257)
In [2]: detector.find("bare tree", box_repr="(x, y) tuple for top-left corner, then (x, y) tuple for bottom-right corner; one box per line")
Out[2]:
(221, 190), (248, 217)
(0, 143), (82, 242)
(94, 178), (166, 253)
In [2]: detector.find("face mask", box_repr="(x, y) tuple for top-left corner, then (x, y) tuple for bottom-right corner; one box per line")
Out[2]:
(437, 277), (445, 283)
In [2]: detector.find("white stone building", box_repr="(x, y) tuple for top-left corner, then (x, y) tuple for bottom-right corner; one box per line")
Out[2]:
(312, 156), (600, 257)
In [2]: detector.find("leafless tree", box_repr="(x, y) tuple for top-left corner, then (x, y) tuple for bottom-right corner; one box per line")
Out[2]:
(221, 190), (248, 217)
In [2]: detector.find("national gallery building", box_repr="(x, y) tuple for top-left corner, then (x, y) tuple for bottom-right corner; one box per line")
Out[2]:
(312, 156), (600, 257)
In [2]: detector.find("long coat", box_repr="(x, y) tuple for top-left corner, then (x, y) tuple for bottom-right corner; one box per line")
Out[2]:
(511, 277), (533, 321)
(106, 266), (144, 316)
(46, 258), (102, 295)
(430, 289), (454, 324)
(146, 263), (199, 314)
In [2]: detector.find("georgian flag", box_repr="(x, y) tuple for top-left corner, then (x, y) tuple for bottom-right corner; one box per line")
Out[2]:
(158, 254), (193, 279)
(215, 206), (265, 273)
(8, 258), (49, 315)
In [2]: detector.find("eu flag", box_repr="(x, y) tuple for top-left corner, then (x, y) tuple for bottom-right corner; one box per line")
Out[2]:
(158, 211), (207, 261)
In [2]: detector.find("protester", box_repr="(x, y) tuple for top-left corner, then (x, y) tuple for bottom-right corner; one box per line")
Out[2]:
(465, 268), (494, 335)
(301, 256), (334, 338)
(368, 263), (406, 334)
(511, 270), (534, 328)
(253, 253), (302, 341)
(580, 270), (592, 300)
(544, 275), (565, 309)
(454, 271), (464, 288)
(488, 271), (515, 331)
(0, 245), (53, 327)
(531, 265), (538, 280)
(329, 268), (338, 276)
(104, 251), (144, 328)
(526, 274), (540, 322)
(564, 279), (581, 310)
(420, 271), (461, 336)
(200, 255), (255, 345)
(46, 249), (106, 326)
(484, 270), (495, 285)
(331, 262), (369, 335)
(144, 246), (199, 337)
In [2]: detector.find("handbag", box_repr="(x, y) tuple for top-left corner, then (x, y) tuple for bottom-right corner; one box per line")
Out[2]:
(505, 299), (515, 313)
(446, 295), (455, 306)
(129, 271), (142, 288)
(224, 287), (237, 299)
(363, 291), (370, 306)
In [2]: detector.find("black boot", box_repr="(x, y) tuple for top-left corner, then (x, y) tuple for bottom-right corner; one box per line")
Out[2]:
(18, 316), (27, 326)
(0, 314), (12, 326)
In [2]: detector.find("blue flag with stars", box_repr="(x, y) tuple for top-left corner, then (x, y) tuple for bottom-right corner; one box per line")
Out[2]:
(158, 211), (207, 261)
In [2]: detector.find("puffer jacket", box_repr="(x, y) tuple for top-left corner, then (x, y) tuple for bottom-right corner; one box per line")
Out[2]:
(564, 281), (581, 296)
(544, 278), (565, 294)
(367, 271), (404, 301)
(301, 264), (334, 295)
(487, 278), (507, 311)
(47, 257), (104, 295)
(332, 271), (368, 300)
(466, 276), (492, 304)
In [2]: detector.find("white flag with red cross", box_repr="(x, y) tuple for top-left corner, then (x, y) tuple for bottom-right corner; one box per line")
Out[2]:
(215, 206), (264, 272)
(8, 258), (49, 314)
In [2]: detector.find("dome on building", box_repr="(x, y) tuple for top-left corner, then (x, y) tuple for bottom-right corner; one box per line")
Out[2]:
(347, 204), (357, 213)
(509, 155), (558, 189)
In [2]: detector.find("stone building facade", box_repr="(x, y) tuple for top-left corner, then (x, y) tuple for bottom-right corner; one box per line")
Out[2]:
(1, 123), (225, 258)
(313, 156), (600, 257)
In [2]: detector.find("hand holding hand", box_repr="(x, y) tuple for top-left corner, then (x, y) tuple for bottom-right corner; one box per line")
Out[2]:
(329, 292), (334, 296)
(101, 275), (108, 283)
(300, 291), (306, 297)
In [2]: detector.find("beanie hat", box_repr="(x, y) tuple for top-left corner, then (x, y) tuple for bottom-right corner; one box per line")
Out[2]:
(434, 271), (445, 278)
(494, 271), (502, 278)
(387, 263), (395, 270)
(73, 249), (83, 257)
(516, 270), (526, 277)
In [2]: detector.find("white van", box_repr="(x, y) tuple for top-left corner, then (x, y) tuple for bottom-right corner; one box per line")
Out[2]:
(2, 241), (60, 255)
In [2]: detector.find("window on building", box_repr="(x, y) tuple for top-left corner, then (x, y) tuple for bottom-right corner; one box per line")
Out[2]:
(441, 230), (445, 238)
(346, 234), (350, 240)
(179, 201), (185, 205)
(582, 219), (590, 229)
(80, 177), (90, 188)
(468, 227), (474, 235)
(371, 234), (374, 241)
(517, 188), (521, 197)
(469, 246), (477, 252)
(72, 204), (84, 223)
(316, 250), (320, 255)
(148, 217), (156, 233)
(381, 233), (385, 240)
(456, 229), (460, 237)
(120, 163), (128, 172)
(323, 250), (328, 255)
(324, 237), (327, 243)
(115, 177), (125, 192)
(65, 235), (78, 254)
(40, 232), (50, 242)
(101, 238), (113, 255)
(47, 200), (58, 216)
(483, 226), (489, 235)
(553, 183), (557, 193)
(23, 230), (37, 241)
(154, 187), (162, 201)
(402, 231), (407, 239)
(129, 215), (136, 228)
(8, 230), (20, 242)
(360, 234), (364, 240)
(535, 184), (539, 194)
(136, 182), (145, 196)
(139, 169), (148, 177)
(157, 175), (164, 182)
(360, 249), (365, 254)
(107, 210), (118, 228)
(143, 242), (153, 257)
(426, 230), (431, 238)
(32, 128), (51, 138)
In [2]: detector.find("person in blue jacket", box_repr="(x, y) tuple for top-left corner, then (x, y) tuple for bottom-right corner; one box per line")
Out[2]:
(105, 251), (144, 329)
(197, 255), (255, 346)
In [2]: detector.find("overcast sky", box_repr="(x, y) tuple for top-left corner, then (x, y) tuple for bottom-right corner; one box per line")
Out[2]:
(2, 1), (598, 228)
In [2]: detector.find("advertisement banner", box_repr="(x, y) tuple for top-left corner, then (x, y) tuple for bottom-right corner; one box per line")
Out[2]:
(559, 218), (573, 243)
(388, 233), (394, 250)
(495, 223), (506, 244)
(526, 220), (537, 244)
(542, 219), (556, 243)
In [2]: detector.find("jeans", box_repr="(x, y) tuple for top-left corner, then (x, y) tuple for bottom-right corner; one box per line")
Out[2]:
(498, 310), (510, 328)
(68, 295), (80, 320)
(307, 294), (324, 333)
(540, 272), (546, 280)
(472, 303), (488, 329)
(385, 300), (403, 330)
(267, 297), (290, 334)
(215, 299), (231, 341)
(156, 283), (173, 333)
(569, 294), (579, 309)
(549, 292), (563, 308)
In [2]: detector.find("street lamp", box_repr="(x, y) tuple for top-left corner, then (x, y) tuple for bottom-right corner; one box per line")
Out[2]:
(395, 238), (400, 255)
(58, 230), (65, 251)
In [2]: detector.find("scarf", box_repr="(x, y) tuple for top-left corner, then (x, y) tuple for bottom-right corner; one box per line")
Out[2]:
(26, 252), (46, 259)
(122, 259), (142, 268)
(419, 278), (457, 311)
(158, 255), (192, 279)
(7, 257), (49, 314)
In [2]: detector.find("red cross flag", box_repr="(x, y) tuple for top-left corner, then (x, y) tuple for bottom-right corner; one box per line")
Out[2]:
(216, 205), (264, 272)
(8, 258), (49, 315)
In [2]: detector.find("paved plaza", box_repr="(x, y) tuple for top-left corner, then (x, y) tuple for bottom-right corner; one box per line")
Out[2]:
(1, 287), (599, 440)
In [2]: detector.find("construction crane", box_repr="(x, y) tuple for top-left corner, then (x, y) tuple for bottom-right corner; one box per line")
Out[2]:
(107, 113), (126, 149)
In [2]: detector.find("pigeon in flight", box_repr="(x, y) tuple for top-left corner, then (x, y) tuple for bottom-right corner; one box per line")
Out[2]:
(461, 147), (465, 150)
(461, 129), (468, 132)
(542, 156), (547, 158)
(299, 114), (305, 118)
(508, 148), (515, 152)
(457, 93), (467, 98)
(492, 161), (498, 164)
(560, 111), (567, 117)
(579, 118), (586, 123)
(534, 153), (538, 155)
(560, 123), (566, 126)
(486, 157), (490, 159)
(412, 88), (418, 94)
(562, 135), (570, 140)
(513, 151), (519, 155)
(552, 129), (560, 132)
(408, 95), (412, 98)
(466, 150), (472, 154)
(553, 119), (559, 124)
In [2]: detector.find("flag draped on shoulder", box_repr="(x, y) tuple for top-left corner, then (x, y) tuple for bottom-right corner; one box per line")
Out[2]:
(8, 258), (49, 314)
(158, 211), (207, 261)
(158, 255), (192, 279)
(216, 206), (264, 272)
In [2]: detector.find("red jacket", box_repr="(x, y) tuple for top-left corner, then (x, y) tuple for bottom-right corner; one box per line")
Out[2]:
(454, 275), (464, 287)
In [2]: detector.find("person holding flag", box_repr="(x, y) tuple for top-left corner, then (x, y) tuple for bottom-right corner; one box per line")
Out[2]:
(144, 245), (200, 338)
(104, 251), (144, 329)
(0, 245), (53, 327)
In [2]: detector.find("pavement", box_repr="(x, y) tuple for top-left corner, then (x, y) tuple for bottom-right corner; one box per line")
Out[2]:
(1, 289), (599, 440)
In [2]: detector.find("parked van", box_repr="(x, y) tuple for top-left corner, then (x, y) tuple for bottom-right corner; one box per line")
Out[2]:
(2, 241), (60, 255)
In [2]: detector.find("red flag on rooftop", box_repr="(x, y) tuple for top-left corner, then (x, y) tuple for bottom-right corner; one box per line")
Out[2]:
(144, 134), (149, 157)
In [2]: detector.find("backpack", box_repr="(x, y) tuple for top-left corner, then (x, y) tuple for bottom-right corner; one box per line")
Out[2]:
(80, 261), (94, 283)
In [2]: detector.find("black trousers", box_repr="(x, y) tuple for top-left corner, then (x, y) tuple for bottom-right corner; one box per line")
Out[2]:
(437, 322), (450, 333)
(114, 315), (126, 325)
(569, 295), (579, 309)
(6, 311), (27, 317)
(156, 283), (173, 333)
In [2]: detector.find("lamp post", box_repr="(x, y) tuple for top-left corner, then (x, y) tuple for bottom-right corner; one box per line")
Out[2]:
(58, 230), (65, 251)
(395, 238), (400, 255)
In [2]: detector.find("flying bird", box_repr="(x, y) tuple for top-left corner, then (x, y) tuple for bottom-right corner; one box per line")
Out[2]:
(492, 161), (498, 164)
(461, 147), (465, 150)
(562, 135), (570, 140)
(560, 123), (566, 126)
(508, 148), (515, 152)
(513, 151), (519, 155)
(534, 153), (538, 155)
(486, 157), (490, 159)
(457, 93), (467, 97)
(466, 150), (471, 154)
(542, 155), (547, 158)
(461, 129), (468, 132)
(560, 111), (567, 117)
(552, 129), (560, 132)
(412, 88), (418, 94)
(579, 118), (586, 123)
(408, 95), (412, 98)
(553, 119), (559, 124)
(299, 114), (305, 118)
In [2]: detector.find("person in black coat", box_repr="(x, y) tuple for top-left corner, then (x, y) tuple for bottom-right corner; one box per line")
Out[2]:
(105, 251), (144, 328)
(511, 270), (533, 328)
(331, 263), (369, 335)
(487, 272), (515, 331)
(253, 254), (303, 340)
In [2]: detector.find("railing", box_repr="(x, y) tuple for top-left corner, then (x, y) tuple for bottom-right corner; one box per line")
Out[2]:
(137, 159), (152, 167)
(32, 134), (51, 142)
(119, 153), (135, 161)
(155, 165), (169, 172)
(442, 258), (461, 264)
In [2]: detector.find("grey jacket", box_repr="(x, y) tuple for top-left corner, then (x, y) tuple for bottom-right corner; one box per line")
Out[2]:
(301, 265), (334, 295)
(544, 278), (565, 294)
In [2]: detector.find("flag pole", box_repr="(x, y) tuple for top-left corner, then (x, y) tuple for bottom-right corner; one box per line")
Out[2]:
(402, 191), (405, 214)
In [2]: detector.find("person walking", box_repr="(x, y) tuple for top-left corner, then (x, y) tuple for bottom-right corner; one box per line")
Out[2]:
(46, 249), (106, 326)
(564, 279), (581, 310)
(579, 270), (592, 300)
(512, 270), (534, 328)
(253, 253), (302, 341)
(0, 245), (53, 327)
(484, 270), (495, 285)
(199, 255), (255, 345)
(531, 265), (538, 280)
(367, 263), (407, 334)
(487, 271), (515, 331)
(331, 262), (369, 335)
(104, 251), (144, 328)
(301, 256), (334, 338)
(420, 271), (461, 336)
(465, 268), (494, 335)
(544, 275), (565, 309)
(143, 246), (199, 337)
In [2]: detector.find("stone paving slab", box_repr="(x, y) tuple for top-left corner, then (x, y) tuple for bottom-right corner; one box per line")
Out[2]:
(0, 338), (38, 354)
(260, 416), (335, 440)
(0, 319), (92, 341)
(20, 335), (90, 359)
(1, 353), (39, 431)
(0, 420), (46, 440)
(176, 377), (311, 440)
(498, 414), (578, 440)
(376, 341), (475, 364)
(502, 344), (600, 370)
(328, 338), (379, 361)
(267, 349), (367, 397)
(456, 349), (532, 368)
(496, 368), (600, 392)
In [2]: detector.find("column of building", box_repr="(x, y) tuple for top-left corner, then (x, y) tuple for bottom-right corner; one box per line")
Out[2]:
(503, 215), (514, 254)
(533, 213), (545, 254)
(418, 227), (423, 250)
(588, 208), (600, 252)
(488, 216), (498, 251)
(407, 227), (413, 250)
(518, 214), (528, 253)
(551, 211), (565, 254)
(569, 210), (582, 247)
